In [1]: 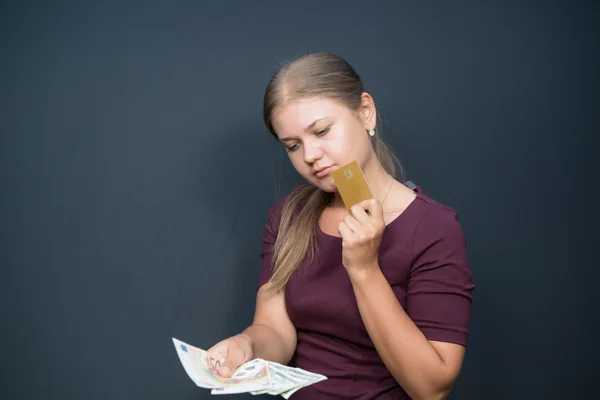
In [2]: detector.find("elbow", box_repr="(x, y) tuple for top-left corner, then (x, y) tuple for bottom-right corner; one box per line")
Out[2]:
(405, 375), (456, 400)
(410, 389), (451, 400)
(423, 380), (457, 400)
(431, 388), (452, 400)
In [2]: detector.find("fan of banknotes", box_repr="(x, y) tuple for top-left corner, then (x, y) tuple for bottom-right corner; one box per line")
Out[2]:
(172, 337), (327, 398)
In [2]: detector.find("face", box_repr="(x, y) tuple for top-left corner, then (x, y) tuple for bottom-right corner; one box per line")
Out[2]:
(270, 94), (377, 192)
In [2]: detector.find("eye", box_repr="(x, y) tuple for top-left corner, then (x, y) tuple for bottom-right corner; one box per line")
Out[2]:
(316, 126), (330, 136)
(286, 143), (300, 152)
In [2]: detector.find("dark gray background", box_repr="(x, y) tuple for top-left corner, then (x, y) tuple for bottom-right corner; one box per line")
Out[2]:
(1, 1), (597, 399)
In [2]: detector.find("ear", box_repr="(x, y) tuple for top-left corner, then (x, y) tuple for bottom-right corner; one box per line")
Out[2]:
(359, 92), (377, 131)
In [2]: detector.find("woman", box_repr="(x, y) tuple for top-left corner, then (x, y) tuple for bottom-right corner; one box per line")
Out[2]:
(206, 52), (475, 399)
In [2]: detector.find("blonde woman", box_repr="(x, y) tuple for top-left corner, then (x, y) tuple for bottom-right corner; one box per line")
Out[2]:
(206, 52), (475, 400)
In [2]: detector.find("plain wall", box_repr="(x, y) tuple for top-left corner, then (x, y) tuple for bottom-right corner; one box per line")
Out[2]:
(1, 1), (597, 399)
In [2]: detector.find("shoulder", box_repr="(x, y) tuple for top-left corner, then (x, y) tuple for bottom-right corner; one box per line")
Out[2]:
(414, 190), (463, 237)
(408, 187), (469, 261)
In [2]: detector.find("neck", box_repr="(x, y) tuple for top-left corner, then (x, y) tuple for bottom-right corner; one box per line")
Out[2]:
(332, 158), (393, 209)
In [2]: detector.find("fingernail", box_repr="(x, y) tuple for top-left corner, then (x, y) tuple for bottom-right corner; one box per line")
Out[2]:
(220, 366), (231, 376)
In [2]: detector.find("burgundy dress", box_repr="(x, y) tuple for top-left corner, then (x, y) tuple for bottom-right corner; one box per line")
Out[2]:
(257, 185), (474, 399)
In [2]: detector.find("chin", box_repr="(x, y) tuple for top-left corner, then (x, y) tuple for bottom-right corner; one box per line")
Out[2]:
(309, 176), (337, 193)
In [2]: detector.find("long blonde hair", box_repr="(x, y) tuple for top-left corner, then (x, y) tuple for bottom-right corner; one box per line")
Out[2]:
(262, 52), (403, 292)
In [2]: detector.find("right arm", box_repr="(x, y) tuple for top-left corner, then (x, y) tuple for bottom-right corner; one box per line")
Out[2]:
(208, 200), (296, 376)
(208, 282), (297, 376)
(241, 282), (297, 364)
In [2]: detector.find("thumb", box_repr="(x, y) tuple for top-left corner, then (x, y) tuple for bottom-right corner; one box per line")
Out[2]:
(361, 198), (383, 220)
(217, 350), (246, 378)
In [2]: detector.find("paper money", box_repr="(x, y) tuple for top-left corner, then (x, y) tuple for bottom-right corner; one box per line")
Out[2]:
(172, 337), (327, 397)
(212, 359), (273, 395)
(172, 338), (272, 391)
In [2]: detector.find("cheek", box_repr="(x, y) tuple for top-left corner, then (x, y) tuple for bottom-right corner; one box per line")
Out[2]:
(287, 152), (310, 173)
(322, 143), (346, 161)
(322, 129), (357, 161)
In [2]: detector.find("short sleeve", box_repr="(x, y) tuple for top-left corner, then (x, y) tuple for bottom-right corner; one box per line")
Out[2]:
(257, 198), (285, 290)
(407, 206), (475, 347)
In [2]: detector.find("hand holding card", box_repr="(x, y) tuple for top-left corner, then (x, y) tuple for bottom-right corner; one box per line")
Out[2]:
(331, 161), (385, 274)
(330, 160), (374, 211)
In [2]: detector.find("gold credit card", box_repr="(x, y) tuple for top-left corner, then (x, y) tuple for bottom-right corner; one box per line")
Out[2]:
(331, 160), (373, 211)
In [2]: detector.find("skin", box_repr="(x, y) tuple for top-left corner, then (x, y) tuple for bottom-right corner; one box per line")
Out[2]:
(206, 93), (466, 400)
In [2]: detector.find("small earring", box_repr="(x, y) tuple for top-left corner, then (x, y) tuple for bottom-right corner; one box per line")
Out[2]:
(368, 129), (375, 137)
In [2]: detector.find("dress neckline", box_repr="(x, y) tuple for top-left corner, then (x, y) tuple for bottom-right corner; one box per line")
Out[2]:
(317, 183), (422, 240)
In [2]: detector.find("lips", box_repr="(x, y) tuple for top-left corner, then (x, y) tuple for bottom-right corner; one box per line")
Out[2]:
(314, 165), (334, 178)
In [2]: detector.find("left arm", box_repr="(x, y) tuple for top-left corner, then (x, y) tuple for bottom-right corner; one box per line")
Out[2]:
(349, 266), (465, 400)
(338, 199), (472, 400)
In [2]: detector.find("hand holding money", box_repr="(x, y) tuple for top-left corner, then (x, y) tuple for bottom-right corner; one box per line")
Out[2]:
(205, 334), (254, 378)
(172, 337), (327, 397)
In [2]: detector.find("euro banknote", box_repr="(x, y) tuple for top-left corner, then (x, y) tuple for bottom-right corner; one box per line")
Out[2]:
(172, 337), (327, 397)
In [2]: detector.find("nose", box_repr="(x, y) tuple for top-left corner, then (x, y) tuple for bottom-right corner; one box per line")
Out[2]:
(303, 140), (323, 164)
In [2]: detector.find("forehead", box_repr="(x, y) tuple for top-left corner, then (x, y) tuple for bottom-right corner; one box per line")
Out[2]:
(271, 96), (352, 135)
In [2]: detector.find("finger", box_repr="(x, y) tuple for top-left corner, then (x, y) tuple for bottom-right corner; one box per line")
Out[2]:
(218, 348), (247, 378)
(343, 214), (362, 233)
(360, 199), (383, 222)
(337, 220), (354, 241)
(207, 353), (225, 374)
(350, 204), (370, 225)
(206, 344), (228, 368)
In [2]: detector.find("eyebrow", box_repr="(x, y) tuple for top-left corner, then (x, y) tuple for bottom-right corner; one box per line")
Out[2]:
(279, 117), (329, 141)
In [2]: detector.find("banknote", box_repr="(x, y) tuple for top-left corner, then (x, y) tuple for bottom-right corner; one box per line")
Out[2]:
(172, 338), (272, 391)
(172, 337), (327, 397)
(247, 361), (325, 396)
(211, 358), (273, 395)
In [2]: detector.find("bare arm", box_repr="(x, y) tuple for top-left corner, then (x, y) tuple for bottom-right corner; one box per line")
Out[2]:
(350, 267), (465, 400)
(338, 199), (472, 400)
(241, 282), (297, 365)
(209, 282), (297, 376)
